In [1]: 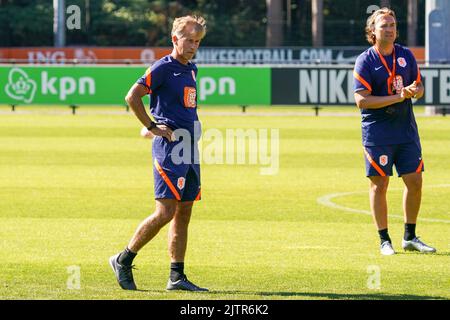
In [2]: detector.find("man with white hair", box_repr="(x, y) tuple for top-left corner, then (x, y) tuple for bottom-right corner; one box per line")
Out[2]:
(110, 15), (208, 291)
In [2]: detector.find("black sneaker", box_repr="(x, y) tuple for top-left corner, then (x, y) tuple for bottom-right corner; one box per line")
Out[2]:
(166, 275), (208, 292)
(109, 253), (137, 290)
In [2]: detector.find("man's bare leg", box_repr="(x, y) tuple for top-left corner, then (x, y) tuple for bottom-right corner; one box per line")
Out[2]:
(168, 201), (193, 263)
(128, 199), (177, 253)
(368, 175), (395, 255)
(400, 172), (436, 252)
(402, 172), (421, 242)
(167, 201), (193, 282)
(401, 172), (422, 225)
(110, 198), (177, 290)
(369, 176), (390, 230)
(165, 200), (208, 291)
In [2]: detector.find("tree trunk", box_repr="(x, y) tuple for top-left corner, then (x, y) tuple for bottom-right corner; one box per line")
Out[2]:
(53, 0), (66, 47)
(266, 0), (283, 47)
(311, 0), (323, 47)
(380, 0), (390, 8)
(407, 0), (418, 46)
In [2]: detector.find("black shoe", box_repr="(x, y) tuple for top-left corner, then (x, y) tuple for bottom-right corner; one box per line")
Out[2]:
(109, 253), (137, 290)
(166, 275), (208, 292)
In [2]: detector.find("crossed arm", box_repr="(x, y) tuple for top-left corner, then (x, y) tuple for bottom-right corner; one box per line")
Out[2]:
(354, 81), (424, 109)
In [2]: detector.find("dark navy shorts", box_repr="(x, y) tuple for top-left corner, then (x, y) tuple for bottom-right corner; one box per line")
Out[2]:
(363, 142), (424, 177)
(152, 136), (201, 202)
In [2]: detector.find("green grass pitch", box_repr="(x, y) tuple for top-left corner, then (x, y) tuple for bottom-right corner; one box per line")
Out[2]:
(0, 106), (449, 300)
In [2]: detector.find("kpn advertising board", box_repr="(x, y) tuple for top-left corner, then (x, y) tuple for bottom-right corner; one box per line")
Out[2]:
(0, 66), (271, 106)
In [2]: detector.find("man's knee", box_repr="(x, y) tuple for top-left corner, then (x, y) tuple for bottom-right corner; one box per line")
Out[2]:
(154, 199), (177, 225)
(177, 201), (193, 212)
(174, 201), (194, 224)
(403, 173), (422, 191)
(369, 177), (389, 194)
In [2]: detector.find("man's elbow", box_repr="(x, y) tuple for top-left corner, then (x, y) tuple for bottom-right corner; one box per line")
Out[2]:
(357, 101), (366, 109)
(125, 92), (134, 105)
(354, 96), (365, 109)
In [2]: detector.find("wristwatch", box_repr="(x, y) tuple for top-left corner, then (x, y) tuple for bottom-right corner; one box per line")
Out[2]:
(147, 121), (157, 131)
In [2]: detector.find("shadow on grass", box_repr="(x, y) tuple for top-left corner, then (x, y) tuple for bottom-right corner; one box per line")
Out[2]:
(135, 289), (167, 293)
(395, 251), (450, 256)
(132, 289), (447, 300)
(206, 290), (447, 300)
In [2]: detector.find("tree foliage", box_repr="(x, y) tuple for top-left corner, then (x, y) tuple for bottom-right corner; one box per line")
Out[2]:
(0, 0), (425, 47)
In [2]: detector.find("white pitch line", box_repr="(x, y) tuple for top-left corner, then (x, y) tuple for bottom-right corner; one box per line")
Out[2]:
(317, 184), (450, 224)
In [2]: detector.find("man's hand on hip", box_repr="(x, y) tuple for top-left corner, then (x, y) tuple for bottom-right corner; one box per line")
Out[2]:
(151, 125), (175, 142)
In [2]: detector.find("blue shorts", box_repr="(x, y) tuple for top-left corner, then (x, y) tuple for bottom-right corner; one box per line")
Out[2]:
(363, 142), (424, 177)
(152, 136), (201, 202)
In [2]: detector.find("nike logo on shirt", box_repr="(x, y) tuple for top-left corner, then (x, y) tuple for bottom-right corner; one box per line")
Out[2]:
(173, 73), (182, 76)
(375, 66), (383, 71)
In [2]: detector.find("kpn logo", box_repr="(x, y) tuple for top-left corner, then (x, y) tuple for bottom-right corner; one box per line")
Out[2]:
(4, 67), (96, 103)
(5, 68), (37, 103)
(199, 76), (236, 101)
